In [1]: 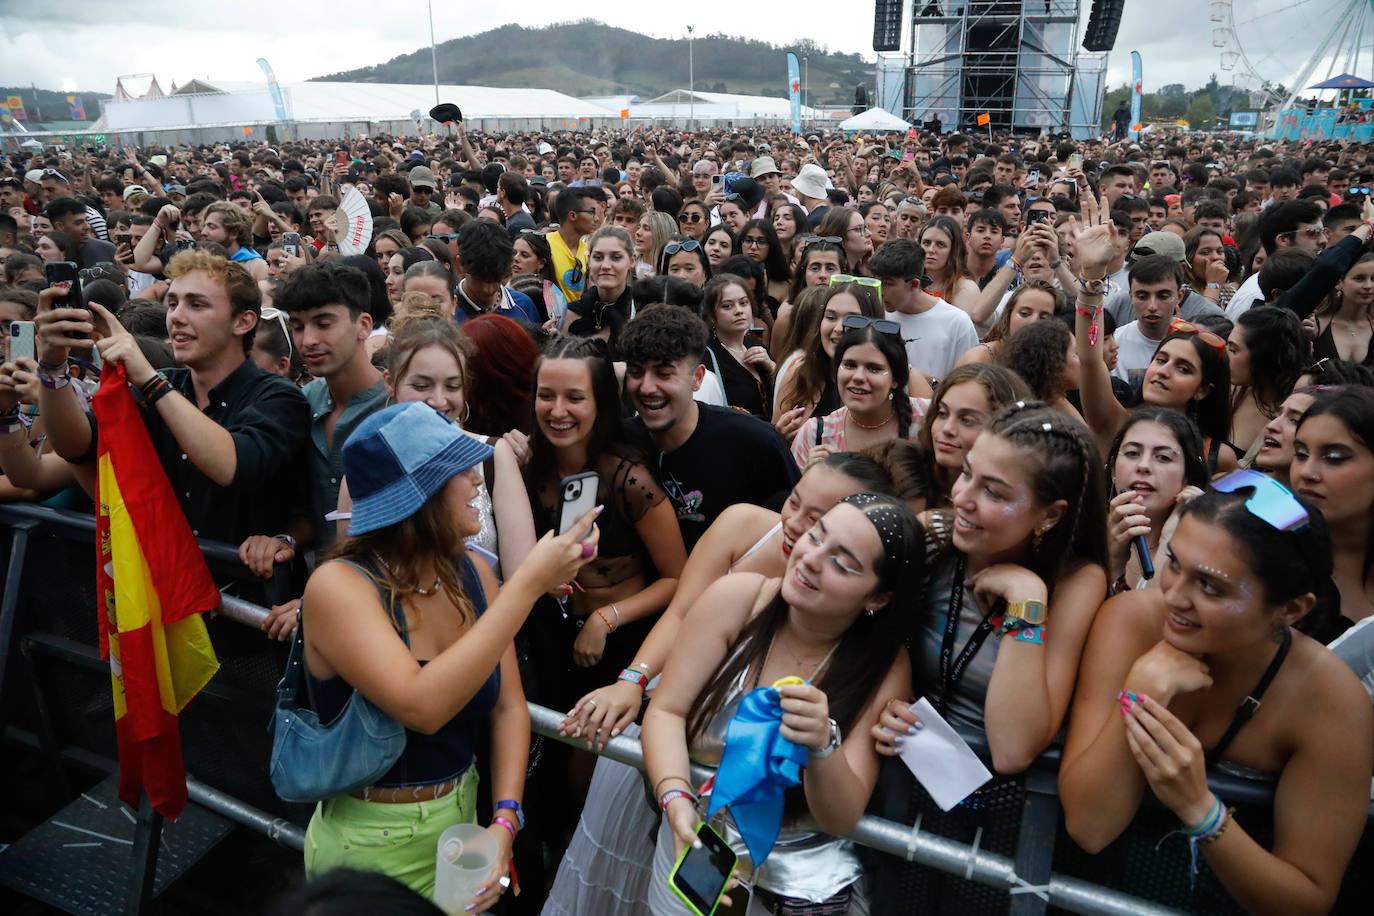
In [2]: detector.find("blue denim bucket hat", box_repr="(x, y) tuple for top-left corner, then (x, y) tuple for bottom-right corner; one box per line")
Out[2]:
(342, 402), (493, 536)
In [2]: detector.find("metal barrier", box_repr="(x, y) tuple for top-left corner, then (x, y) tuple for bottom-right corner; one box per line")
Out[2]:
(3, 501), (1370, 915)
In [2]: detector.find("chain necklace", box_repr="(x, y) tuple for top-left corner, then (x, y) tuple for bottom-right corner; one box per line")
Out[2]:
(374, 554), (441, 595)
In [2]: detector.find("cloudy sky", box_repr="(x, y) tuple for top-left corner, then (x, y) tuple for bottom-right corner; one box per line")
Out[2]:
(0, 1), (1337, 97)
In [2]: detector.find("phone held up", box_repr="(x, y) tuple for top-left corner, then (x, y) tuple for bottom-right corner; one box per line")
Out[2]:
(669, 822), (738, 916)
(556, 471), (599, 540)
(8, 321), (36, 364)
(44, 261), (86, 339)
(281, 232), (301, 258)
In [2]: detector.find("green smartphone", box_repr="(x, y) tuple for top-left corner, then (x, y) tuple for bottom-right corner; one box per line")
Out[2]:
(668, 821), (738, 916)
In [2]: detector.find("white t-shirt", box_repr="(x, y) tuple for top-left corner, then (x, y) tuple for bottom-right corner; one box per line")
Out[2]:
(1112, 320), (1167, 386)
(1225, 273), (1263, 321)
(887, 301), (980, 380)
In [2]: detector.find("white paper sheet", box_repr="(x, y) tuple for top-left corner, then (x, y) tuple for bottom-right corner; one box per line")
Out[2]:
(896, 698), (994, 811)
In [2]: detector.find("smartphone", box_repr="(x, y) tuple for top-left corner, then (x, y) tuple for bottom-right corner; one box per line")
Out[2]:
(8, 321), (35, 363)
(334, 149), (347, 166)
(175, 238), (196, 252)
(1068, 153), (1083, 169)
(1027, 168), (1040, 186)
(556, 471), (600, 539)
(668, 822), (737, 916)
(902, 151), (915, 162)
(45, 262), (86, 339)
(1026, 209), (1050, 225)
(710, 174), (724, 192)
(281, 232), (301, 258)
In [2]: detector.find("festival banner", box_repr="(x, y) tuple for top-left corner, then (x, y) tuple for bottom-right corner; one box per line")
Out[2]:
(6, 95), (27, 121)
(66, 94), (85, 121)
(257, 58), (289, 122)
(787, 52), (801, 136)
(95, 363), (221, 820)
(1130, 51), (1143, 140)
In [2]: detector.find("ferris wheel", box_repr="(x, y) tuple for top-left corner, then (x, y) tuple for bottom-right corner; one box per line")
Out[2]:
(1211, 0), (1374, 112)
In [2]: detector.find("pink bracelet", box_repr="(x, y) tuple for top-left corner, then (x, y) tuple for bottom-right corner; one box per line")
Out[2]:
(492, 815), (518, 841)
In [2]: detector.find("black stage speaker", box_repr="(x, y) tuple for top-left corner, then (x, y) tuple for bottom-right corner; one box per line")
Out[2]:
(874, 0), (904, 51)
(1083, 0), (1126, 52)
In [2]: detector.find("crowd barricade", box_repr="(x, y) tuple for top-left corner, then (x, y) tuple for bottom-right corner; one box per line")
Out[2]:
(1, 501), (1370, 914)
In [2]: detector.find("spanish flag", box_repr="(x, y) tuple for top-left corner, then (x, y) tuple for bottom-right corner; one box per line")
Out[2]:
(95, 363), (221, 820)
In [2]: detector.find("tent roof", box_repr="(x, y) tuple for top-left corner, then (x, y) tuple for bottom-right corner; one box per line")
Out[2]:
(639, 89), (824, 119)
(838, 107), (912, 131)
(1309, 73), (1374, 89)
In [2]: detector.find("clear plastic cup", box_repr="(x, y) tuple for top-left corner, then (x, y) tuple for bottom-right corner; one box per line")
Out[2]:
(433, 822), (498, 915)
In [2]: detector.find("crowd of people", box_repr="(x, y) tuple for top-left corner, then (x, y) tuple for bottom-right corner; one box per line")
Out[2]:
(2, 119), (1374, 915)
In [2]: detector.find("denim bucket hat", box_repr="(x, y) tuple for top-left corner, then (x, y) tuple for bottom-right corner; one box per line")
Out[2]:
(342, 402), (492, 536)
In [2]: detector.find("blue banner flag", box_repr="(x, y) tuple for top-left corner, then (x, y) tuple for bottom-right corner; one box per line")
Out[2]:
(787, 52), (801, 136)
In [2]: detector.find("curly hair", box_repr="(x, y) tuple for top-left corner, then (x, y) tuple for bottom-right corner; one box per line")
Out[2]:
(996, 319), (1073, 403)
(164, 248), (260, 353)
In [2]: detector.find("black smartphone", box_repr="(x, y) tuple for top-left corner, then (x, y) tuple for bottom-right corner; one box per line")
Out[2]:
(175, 238), (195, 252)
(1026, 209), (1050, 225)
(45, 261), (86, 339)
(281, 232), (301, 258)
(668, 822), (737, 916)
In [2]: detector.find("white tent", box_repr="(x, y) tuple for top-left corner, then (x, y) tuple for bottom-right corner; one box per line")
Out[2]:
(838, 107), (912, 132)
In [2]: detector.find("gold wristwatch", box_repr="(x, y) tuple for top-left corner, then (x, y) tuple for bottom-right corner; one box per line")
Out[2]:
(1003, 599), (1047, 629)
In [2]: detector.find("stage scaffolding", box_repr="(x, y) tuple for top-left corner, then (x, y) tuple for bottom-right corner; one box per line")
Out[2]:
(902, 1), (1106, 137)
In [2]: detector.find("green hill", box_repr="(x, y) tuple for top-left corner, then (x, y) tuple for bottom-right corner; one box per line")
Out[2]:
(311, 20), (870, 106)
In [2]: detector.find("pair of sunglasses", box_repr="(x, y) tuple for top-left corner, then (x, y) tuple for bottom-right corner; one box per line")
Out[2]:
(803, 235), (842, 244)
(1213, 469), (1310, 532)
(664, 240), (702, 255)
(260, 305), (293, 360)
(1168, 317), (1225, 353)
(829, 274), (881, 289)
(840, 313), (900, 335)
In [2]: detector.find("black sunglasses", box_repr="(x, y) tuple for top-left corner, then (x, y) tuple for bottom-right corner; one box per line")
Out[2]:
(841, 314), (901, 336)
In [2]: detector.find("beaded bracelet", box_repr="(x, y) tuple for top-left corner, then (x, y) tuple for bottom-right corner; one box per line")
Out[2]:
(658, 788), (696, 811)
(595, 607), (616, 632)
(619, 668), (649, 689)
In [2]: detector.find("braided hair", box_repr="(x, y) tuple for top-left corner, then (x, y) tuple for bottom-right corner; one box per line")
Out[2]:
(985, 401), (1109, 585)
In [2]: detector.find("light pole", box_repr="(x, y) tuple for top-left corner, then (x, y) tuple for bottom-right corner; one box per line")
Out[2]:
(427, 0), (440, 106)
(687, 26), (695, 129)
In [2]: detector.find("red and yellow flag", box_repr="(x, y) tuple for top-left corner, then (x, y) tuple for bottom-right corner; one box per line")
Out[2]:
(95, 363), (221, 820)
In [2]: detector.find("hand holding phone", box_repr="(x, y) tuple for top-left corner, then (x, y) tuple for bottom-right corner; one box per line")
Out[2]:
(44, 262), (86, 340)
(668, 822), (737, 916)
(557, 472), (600, 539)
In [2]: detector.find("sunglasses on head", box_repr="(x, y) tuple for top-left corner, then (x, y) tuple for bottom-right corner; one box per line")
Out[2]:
(829, 274), (881, 288)
(664, 240), (702, 255)
(840, 313), (900, 335)
(259, 306), (293, 360)
(1212, 469), (1310, 532)
(427, 233), (459, 243)
(803, 235), (842, 244)
(1168, 317), (1226, 353)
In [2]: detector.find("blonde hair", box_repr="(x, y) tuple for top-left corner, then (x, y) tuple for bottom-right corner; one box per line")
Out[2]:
(389, 290), (446, 335)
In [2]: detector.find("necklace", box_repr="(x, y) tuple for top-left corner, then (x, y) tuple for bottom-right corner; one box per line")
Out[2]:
(849, 408), (895, 430)
(375, 554), (441, 595)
